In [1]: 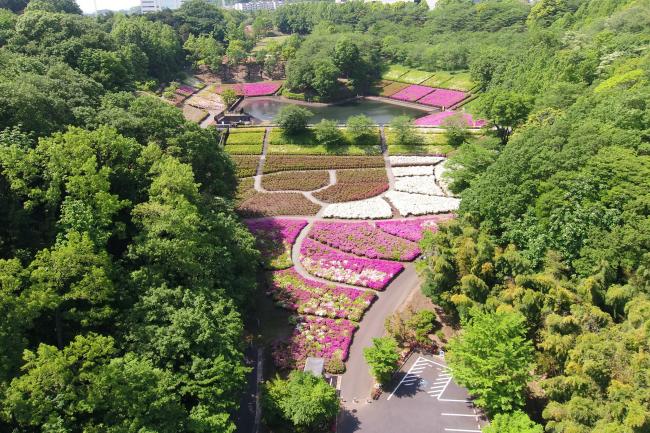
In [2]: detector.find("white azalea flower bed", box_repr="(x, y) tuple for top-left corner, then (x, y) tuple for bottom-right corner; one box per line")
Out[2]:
(434, 160), (453, 196)
(394, 176), (445, 196)
(322, 196), (393, 219)
(385, 191), (460, 216)
(389, 156), (445, 166)
(392, 165), (434, 177)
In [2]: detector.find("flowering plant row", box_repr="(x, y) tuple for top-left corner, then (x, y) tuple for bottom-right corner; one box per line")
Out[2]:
(300, 238), (403, 290)
(321, 197), (393, 219)
(376, 215), (454, 242)
(262, 170), (330, 191)
(272, 316), (357, 373)
(267, 268), (375, 321)
(215, 81), (283, 97)
(414, 110), (486, 128)
(245, 219), (307, 269)
(385, 191), (460, 216)
(176, 85), (197, 96)
(237, 192), (321, 217)
(392, 165), (434, 177)
(390, 84), (435, 102)
(264, 155), (385, 174)
(418, 89), (467, 108)
(395, 175), (445, 196)
(308, 221), (420, 261)
(313, 169), (388, 203)
(389, 156), (446, 166)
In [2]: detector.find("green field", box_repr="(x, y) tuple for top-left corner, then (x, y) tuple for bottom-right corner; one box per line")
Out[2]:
(268, 144), (381, 156)
(382, 65), (410, 81)
(226, 128), (266, 145)
(388, 144), (453, 155)
(224, 144), (263, 155)
(422, 71), (475, 91)
(399, 69), (435, 84)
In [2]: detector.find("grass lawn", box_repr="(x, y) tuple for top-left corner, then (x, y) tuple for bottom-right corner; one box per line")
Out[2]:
(460, 95), (482, 116)
(227, 128), (266, 145)
(268, 128), (381, 155)
(399, 69), (435, 84)
(380, 81), (411, 97)
(422, 71), (475, 91)
(382, 65), (410, 81)
(224, 144), (263, 155)
(422, 72), (454, 88)
(386, 130), (448, 145)
(388, 144), (453, 155)
(252, 35), (290, 52)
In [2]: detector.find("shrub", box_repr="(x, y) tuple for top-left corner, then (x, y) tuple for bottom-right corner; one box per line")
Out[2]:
(277, 105), (313, 135)
(363, 336), (400, 385)
(346, 114), (375, 144)
(482, 411), (543, 433)
(389, 116), (422, 146)
(314, 119), (344, 146)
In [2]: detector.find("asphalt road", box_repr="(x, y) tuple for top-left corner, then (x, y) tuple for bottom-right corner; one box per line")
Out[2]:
(339, 263), (421, 402)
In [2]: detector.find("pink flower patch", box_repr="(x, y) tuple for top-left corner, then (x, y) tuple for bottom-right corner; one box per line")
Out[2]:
(215, 81), (283, 97)
(375, 215), (456, 242)
(414, 110), (486, 128)
(390, 84), (435, 102)
(418, 89), (467, 108)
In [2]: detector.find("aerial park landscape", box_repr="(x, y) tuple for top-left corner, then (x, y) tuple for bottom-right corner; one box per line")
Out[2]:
(0, 0), (649, 433)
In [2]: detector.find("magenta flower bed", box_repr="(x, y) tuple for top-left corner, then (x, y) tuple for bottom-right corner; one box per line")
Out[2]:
(300, 238), (403, 290)
(308, 221), (420, 261)
(414, 110), (486, 128)
(272, 316), (357, 371)
(267, 268), (375, 321)
(245, 218), (308, 269)
(390, 84), (435, 102)
(376, 215), (455, 242)
(176, 85), (196, 96)
(418, 89), (467, 108)
(216, 81), (283, 97)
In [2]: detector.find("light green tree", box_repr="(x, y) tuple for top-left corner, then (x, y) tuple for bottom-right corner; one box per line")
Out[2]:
(482, 411), (543, 433)
(314, 119), (344, 147)
(363, 336), (400, 385)
(276, 105), (313, 136)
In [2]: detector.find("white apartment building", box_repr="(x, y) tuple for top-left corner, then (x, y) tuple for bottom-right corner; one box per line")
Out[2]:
(141, 0), (220, 12)
(227, 1), (286, 11)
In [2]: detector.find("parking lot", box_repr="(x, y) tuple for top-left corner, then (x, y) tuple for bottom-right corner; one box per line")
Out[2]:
(338, 353), (487, 433)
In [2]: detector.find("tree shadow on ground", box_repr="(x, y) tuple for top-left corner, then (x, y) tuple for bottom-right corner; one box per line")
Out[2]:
(338, 407), (361, 433)
(385, 371), (420, 399)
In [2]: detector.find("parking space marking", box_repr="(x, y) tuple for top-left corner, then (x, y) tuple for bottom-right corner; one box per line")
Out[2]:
(387, 356), (445, 400)
(429, 374), (453, 399)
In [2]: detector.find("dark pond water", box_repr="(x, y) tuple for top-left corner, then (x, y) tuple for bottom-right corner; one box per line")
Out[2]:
(238, 97), (430, 124)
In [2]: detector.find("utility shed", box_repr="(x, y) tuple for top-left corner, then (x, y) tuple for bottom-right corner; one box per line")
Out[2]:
(303, 357), (325, 377)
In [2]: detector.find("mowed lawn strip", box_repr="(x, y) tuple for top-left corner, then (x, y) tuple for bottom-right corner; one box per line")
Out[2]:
(398, 69), (435, 84)
(313, 168), (388, 203)
(268, 128), (381, 155)
(263, 155), (385, 174)
(262, 170), (330, 191)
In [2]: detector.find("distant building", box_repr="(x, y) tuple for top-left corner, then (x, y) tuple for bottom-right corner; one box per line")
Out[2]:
(141, 0), (220, 13)
(226, 0), (286, 11)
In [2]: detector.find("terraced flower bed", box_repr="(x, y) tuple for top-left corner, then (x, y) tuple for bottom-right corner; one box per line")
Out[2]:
(308, 221), (420, 261)
(231, 155), (260, 177)
(376, 215), (455, 242)
(226, 128), (266, 144)
(264, 156), (385, 174)
(418, 89), (468, 108)
(272, 316), (357, 372)
(300, 238), (404, 290)
(414, 111), (486, 127)
(380, 81), (411, 97)
(385, 191), (460, 216)
(267, 268), (376, 321)
(398, 69), (435, 84)
(236, 177), (256, 205)
(262, 170), (330, 191)
(422, 71), (475, 91)
(394, 175), (444, 196)
(322, 197), (393, 219)
(237, 192), (321, 217)
(382, 65), (410, 81)
(390, 84), (435, 102)
(215, 81), (283, 96)
(313, 168), (388, 203)
(245, 219), (308, 269)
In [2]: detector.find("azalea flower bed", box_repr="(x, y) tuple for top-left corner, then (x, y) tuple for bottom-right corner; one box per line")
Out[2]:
(176, 85), (197, 96)
(389, 156), (446, 166)
(272, 316), (357, 372)
(215, 81), (283, 96)
(376, 215), (455, 242)
(321, 197), (393, 219)
(390, 84), (435, 102)
(237, 192), (321, 217)
(395, 175), (445, 196)
(300, 238), (403, 289)
(308, 221), (420, 261)
(392, 166), (434, 177)
(264, 155), (385, 174)
(231, 155), (260, 177)
(418, 89), (468, 108)
(414, 110), (486, 128)
(267, 268), (375, 321)
(313, 169), (388, 203)
(385, 191), (460, 216)
(262, 170), (331, 191)
(245, 219), (307, 269)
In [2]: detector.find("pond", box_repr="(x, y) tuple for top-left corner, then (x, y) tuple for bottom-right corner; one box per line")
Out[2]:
(237, 97), (431, 125)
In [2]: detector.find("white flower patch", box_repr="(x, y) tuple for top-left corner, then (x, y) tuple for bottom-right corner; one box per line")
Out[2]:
(394, 176), (445, 196)
(321, 197), (393, 219)
(385, 191), (460, 216)
(392, 165), (434, 177)
(389, 156), (446, 166)
(434, 160), (453, 196)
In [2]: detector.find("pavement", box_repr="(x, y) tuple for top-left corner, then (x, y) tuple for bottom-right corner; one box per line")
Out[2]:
(339, 353), (487, 433)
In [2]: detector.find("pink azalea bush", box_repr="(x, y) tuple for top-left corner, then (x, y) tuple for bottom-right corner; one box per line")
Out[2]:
(308, 221), (420, 261)
(272, 315), (357, 372)
(245, 218), (307, 269)
(376, 215), (455, 242)
(216, 81), (283, 97)
(414, 110), (486, 128)
(267, 268), (376, 321)
(390, 84), (435, 102)
(300, 238), (404, 290)
(176, 85), (196, 96)
(418, 89), (467, 108)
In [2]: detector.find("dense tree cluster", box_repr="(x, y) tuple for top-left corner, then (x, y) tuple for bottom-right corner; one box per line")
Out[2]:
(421, 0), (650, 431)
(0, 1), (259, 431)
